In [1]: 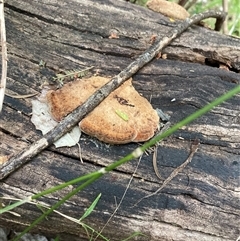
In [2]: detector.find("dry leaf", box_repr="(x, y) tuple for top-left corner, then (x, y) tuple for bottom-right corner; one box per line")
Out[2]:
(31, 99), (81, 148)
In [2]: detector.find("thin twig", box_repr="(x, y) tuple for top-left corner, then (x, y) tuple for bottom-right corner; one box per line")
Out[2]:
(0, 0), (7, 112)
(222, 0), (228, 34)
(5, 92), (38, 99)
(0, 10), (226, 180)
(153, 147), (162, 180)
(134, 139), (200, 206)
(76, 143), (83, 163)
(152, 122), (171, 180)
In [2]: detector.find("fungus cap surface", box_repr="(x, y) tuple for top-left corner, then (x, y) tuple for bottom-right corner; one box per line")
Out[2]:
(47, 76), (159, 144)
(147, 0), (190, 20)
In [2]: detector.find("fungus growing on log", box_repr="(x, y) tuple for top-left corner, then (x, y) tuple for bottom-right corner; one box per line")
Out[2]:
(146, 0), (190, 20)
(46, 76), (159, 144)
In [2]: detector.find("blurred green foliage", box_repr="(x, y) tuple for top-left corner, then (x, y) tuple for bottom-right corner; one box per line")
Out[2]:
(127, 0), (148, 5)
(187, 0), (239, 36)
(129, 0), (239, 36)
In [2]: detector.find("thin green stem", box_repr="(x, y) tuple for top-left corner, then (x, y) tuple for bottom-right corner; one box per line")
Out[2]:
(0, 171), (101, 214)
(32, 171), (100, 199)
(13, 173), (103, 241)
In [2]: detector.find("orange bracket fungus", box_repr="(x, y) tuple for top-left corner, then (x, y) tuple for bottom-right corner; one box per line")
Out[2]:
(146, 0), (190, 20)
(47, 76), (159, 144)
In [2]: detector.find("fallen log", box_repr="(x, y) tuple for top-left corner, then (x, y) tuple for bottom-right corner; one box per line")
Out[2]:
(0, 0), (239, 240)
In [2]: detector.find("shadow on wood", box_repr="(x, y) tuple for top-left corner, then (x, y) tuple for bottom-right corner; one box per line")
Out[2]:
(0, 0), (239, 240)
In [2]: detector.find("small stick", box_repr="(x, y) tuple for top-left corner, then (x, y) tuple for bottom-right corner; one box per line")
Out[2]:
(134, 139), (200, 206)
(0, 0), (7, 112)
(153, 147), (163, 180)
(0, 11), (226, 180)
(152, 122), (171, 180)
(5, 92), (38, 99)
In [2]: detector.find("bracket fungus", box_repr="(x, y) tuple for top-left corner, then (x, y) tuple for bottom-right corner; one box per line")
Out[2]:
(146, 0), (190, 20)
(47, 76), (159, 144)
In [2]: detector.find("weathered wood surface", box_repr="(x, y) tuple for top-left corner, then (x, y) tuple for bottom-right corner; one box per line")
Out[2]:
(0, 0), (240, 240)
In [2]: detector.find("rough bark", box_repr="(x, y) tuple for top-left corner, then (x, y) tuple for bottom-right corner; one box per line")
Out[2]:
(0, 0), (239, 241)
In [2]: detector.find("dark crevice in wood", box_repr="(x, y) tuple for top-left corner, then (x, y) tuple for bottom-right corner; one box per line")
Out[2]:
(220, 147), (240, 155)
(2, 98), (31, 117)
(51, 39), (135, 58)
(0, 126), (30, 143)
(5, 3), (108, 38)
(8, 52), (45, 68)
(182, 192), (208, 204)
(204, 58), (239, 73)
(204, 58), (240, 73)
(5, 4), (82, 33)
(172, 134), (231, 148)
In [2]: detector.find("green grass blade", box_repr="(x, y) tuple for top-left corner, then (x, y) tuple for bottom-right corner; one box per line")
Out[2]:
(79, 193), (101, 221)
(0, 197), (31, 214)
(12, 174), (103, 241)
(121, 231), (147, 241)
